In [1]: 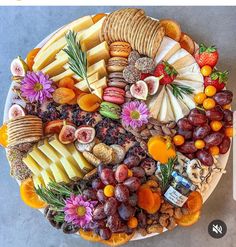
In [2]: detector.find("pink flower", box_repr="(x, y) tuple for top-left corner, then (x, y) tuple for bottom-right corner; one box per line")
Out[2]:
(21, 71), (54, 103)
(64, 195), (97, 228)
(121, 101), (149, 129)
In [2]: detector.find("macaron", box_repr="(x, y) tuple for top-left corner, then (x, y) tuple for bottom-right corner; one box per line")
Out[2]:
(103, 87), (125, 105)
(99, 102), (121, 120)
(110, 42), (132, 58)
(108, 72), (127, 88)
(107, 57), (128, 73)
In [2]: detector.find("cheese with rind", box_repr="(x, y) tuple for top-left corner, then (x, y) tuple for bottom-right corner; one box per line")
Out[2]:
(33, 175), (45, 189)
(50, 162), (70, 184)
(23, 155), (42, 176)
(75, 72), (100, 92)
(29, 146), (51, 170)
(148, 86), (165, 119)
(60, 157), (83, 180)
(41, 169), (55, 187)
(158, 89), (175, 122)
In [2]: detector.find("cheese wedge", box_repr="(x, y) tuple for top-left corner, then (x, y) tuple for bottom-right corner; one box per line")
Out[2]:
(37, 16), (93, 53)
(90, 77), (107, 90)
(51, 69), (75, 82)
(176, 72), (203, 83)
(38, 139), (61, 163)
(60, 157), (83, 180)
(166, 86), (189, 121)
(33, 175), (45, 189)
(75, 72), (100, 92)
(167, 48), (195, 70)
(28, 146), (51, 170)
(93, 87), (103, 99)
(155, 36), (181, 65)
(50, 162), (70, 184)
(179, 94), (196, 110)
(41, 169), (55, 186)
(23, 155), (42, 176)
(148, 86), (165, 119)
(48, 135), (71, 158)
(158, 89), (175, 122)
(173, 79), (203, 92)
(177, 62), (201, 74)
(87, 41), (110, 66)
(80, 17), (106, 51)
(66, 144), (94, 173)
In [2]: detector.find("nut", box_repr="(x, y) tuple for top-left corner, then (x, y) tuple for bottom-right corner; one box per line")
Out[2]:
(82, 151), (101, 166)
(146, 224), (164, 234)
(159, 214), (169, 228)
(161, 125), (172, 136)
(150, 129), (163, 136)
(140, 129), (151, 137)
(93, 143), (115, 164)
(174, 208), (183, 220)
(166, 217), (176, 231)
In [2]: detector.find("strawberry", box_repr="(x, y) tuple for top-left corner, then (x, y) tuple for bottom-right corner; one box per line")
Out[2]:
(140, 73), (152, 80)
(204, 70), (228, 91)
(195, 43), (219, 68)
(154, 61), (178, 85)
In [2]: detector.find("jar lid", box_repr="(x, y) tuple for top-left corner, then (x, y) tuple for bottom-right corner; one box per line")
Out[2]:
(171, 171), (196, 190)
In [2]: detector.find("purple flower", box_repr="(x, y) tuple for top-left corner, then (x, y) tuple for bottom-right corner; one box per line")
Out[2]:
(121, 101), (149, 129)
(64, 194), (97, 228)
(21, 71), (54, 103)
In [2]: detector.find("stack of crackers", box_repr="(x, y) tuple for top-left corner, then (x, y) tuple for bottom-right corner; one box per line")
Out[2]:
(7, 115), (43, 146)
(100, 8), (165, 58)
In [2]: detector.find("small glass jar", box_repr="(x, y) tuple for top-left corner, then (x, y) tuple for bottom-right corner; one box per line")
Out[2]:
(164, 171), (196, 207)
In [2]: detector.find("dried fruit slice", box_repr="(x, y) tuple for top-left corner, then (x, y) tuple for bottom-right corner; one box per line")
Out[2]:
(75, 126), (96, 144)
(52, 87), (75, 104)
(44, 120), (75, 135)
(179, 32), (195, 55)
(20, 178), (47, 209)
(79, 229), (102, 243)
(186, 191), (203, 213)
(130, 80), (148, 100)
(10, 56), (29, 76)
(176, 210), (201, 227)
(160, 19), (182, 41)
(8, 104), (25, 120)
(78, 93), (102, 112)
(59, 124), (76, 144)
(26, 48), (40, 70)
(101, 232), (135, 246)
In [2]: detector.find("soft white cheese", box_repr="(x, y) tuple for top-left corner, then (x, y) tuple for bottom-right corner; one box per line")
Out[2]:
(148, 86), (165, 119)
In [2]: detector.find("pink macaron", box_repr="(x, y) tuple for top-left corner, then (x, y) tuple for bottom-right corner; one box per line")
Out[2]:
(103, 87), (125, 105)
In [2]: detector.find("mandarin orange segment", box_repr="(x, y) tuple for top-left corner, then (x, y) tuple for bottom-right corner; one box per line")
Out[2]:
(101, 232), (135, 246)
(0, 124), (8, 148)
(92, 13), (107, 24)
(53, 87), (75, 104)
(58, 77), (75, 89)
(20, 178), (47, 209)
(186, 191), (203, 214)
(78, 93), (102, 112)
(79, 229), (102, 243)
(26, 48), (41, 70)
(160, 19), (182, 41)
(176, 210), (201, 227)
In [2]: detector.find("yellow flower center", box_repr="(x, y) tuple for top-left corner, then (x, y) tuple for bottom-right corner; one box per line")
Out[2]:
(77, 206), (86, 217)
(34, 82), (43, 92)
(131, 110), (140, 120)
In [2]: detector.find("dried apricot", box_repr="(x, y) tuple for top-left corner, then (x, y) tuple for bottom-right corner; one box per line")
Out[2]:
(179, 32), (195, 55)
(58, 77), (75, 89)
(92, 13), (107, 24)
(160, 19), (182, 41)
(52, 87), (75, 104)
(26, 48), (41, 70)
(186, 191), (203, 213)
(78, 93), (102, 112)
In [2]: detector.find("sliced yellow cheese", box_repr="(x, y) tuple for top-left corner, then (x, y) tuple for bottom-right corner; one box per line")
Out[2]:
(66, 144), (94, 173)
(33, 175), (45, 189)
(93, 87), (103, 99)
(41, 169), (55, 187)
(28, 146), (51, 170)
(75, 72), (100, 92)
(50, 162), (70, 184)
(22, 155), (42, 176)
(51, 69), (75, 82)
(87, 41), (110, 66)
(60, 157), (83, 180)
(38, 139), (61, 163)
(80, 17), (106, 51)
(90, 77), (107, 90)
(42, 57), (68, 77)
(34, 16), (93, 57)
(48, 135), (71, 158)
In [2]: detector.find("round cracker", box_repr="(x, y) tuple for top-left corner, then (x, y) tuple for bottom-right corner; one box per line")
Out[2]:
(136, 17), (150, 55)
(148, 22), (162, 57)
(130, 15), (146, 49)
(123, 9), (138, 42)
(109, 9), (123, 42)
(132, 16), (147, 51)
(150, 26), (165, 58)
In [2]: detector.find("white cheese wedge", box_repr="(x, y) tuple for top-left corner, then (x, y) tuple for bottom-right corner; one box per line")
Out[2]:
(177, 62), (201, 74)
(48, 135), (71, 158)
(60, 157), (83, 180)
(93, 87), (103, 99)
(148, 86), (166, 119)
(167, 48), (195, 70)
(173, 79), (203, 93)
(166, 86), (189, 121)
(179, 94), (196, 110)
(80, 17), (106, 51)
(176, 72), (203, 83)
(154, 36), (181, 65)
(38, 16), (93, 53)
(28, 146), (51, 170)
(50, 69), (75, 82)
(75, 72), (100, 92)
(158, 88), (175, 122)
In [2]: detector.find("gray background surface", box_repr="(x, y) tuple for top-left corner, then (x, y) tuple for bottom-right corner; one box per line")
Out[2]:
(0, 6), (235, 247)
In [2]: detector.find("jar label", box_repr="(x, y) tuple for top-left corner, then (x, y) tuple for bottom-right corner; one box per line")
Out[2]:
(164, 186), (188, 207)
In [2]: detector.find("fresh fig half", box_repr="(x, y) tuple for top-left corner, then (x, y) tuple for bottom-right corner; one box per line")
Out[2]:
(8, 104), (25, 120)
(130, 80), (148, 100)
(144, 76), (161, 95)
(75, 126), (96, 144)
(10, 56), (28, 77)
(59, 125), (76, 144)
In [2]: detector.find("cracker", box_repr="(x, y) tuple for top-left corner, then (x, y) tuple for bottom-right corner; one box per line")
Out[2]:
(123, 8), (138, 42)
(136, 17), (150, 55)
(140, 18), (155, 55)
(130, 15), (146, 50)
(109, 10), (122, 42)
(150, 26), (165, 58)
(148, 22), (162, 57)
(100, 14), (108, 42)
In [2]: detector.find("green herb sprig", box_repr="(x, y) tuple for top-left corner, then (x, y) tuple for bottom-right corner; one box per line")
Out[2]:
(170, 84), (194, 99)
(63, 31), (92, 92)
(160, 157), (176, 191)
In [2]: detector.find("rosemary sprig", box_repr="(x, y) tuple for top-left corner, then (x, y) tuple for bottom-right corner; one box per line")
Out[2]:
(63, 31), (92, 92)
(54, 212), (65, 223)
(170, 83), (194, 99)
(160, 157), (176, 191)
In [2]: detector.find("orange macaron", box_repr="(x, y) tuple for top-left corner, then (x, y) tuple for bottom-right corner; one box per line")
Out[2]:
(110, 42), (132, 58)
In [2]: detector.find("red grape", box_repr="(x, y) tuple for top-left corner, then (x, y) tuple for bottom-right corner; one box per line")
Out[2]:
(104, 197), (118, 216)
(93, 204), (106, 220)
(177, 118), (193, 131)
(193, 124), (211, 140)
(123, 177), (141, 192)
(123, 155), (141, 168)
(213, 90), (233, 106)
(196, 150), (214, 166)
(107, 213), (121, 232)
(99, 228), (112, 240)
(177, 141), (197, 154)
(204, 132), (224, 146)
(131, 167), (145, 178)
(97, 189), (107, 203)
(92, 178), (105, 190)
(82, 189), (97, 200)
(118, 203), (135, 221)
(206, 107), (223, 121)
(188, 109), (207, 126)
(115, 164), (128, 183)
(100, 168), (115, 185)
(177, 129), (193, 140)
(115, 184), (129, 202)
(219, 136), (231, 154)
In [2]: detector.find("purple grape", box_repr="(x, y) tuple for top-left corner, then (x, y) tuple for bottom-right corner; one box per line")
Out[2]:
(131, 167), (145, 178)
(196, 150), (214, 166)
(188, 109), (207, 126)
(219, 136), (231, 154)
(223, 109), (233, 125)
(82, 189), (97, 200)
(104, 197), (118, 216)
(99, 228), (112, 240)
(206, 107), (223, 121)
(93, 204), (106, 220)
(97, 189), (107, 203)
(193, 124), (211, 140)
(128, 193), (137, 207)
(115, 164), (128, 183)
(107, 214), (121, 232)
(204, 132), (224, 146)
(92, 178), (105, 190)
(177, 118), (193, 131)
(89, 220), (106, 229)
(100, 168), (115, 185)
(115, 184), (129, 202)
(177, 129), (193, 140)
(118, 203), (135, 221)
(123, 155), (141, 168)
(123, 177), (141, 192)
